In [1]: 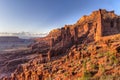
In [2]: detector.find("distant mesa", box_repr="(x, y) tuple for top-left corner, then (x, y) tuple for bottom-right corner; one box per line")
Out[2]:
(0, 36), (29, 43)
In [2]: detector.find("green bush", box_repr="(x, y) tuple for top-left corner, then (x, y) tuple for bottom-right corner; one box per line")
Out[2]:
(109, 54), (118, 65)
(99, 64), (105, 74)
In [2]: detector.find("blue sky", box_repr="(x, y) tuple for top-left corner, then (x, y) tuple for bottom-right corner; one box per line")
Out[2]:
(0, 0), (120, 33)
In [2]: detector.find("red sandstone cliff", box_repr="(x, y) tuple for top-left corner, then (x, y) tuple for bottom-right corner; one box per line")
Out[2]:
(31, 9), (120, 56)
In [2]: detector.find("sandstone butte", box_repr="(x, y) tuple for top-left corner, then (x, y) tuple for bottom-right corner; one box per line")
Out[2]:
(1, 9), (120, 80)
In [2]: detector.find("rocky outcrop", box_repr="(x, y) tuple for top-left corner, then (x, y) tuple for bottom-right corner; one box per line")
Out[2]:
(2, 36), (120, 80)
(32, 9), (120, 55)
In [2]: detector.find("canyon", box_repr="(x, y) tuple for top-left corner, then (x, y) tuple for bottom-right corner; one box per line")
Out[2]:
(1, 9), (120, 80)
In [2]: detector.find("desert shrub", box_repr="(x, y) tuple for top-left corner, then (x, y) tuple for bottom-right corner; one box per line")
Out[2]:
(64, 72), (69, 77)
(100, 74), (114, 80)
(83, 59), (87, 70)
(109, 53), (118, 65)
(77, 77), (82, 80)
(91, 63), (99, 70)
(105, 51), (110, 57)
(99, 64), (105, 74)
(77, 71), (91, 80)
(104, 51), (118, 66)
(97, 53), (104, 58)
(82, 71), (91, 80)
(78, 59), (92, 80)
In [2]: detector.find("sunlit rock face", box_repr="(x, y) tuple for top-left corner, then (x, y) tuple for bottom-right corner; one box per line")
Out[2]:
(47, 9), (120, 42)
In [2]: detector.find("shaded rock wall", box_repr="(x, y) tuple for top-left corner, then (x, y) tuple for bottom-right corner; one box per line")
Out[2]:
(96, 9), (120, 39)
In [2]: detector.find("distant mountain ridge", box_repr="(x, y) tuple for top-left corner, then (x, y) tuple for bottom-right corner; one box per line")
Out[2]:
(0, 32), (48, 39)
